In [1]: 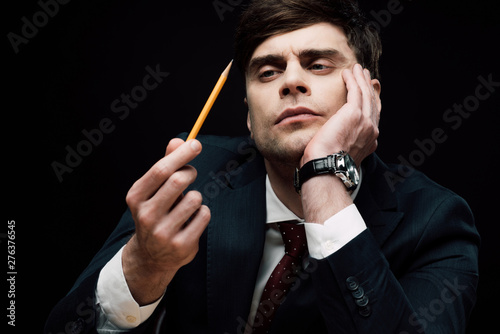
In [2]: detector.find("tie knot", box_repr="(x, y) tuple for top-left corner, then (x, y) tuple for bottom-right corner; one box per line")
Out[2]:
(277, 222), (307, 259)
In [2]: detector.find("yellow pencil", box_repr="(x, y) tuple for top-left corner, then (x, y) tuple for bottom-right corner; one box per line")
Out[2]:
(187, 60), (233, 141)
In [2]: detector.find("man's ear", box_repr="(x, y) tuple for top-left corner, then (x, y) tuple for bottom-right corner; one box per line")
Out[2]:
(244, 97), (254, 138)
(371, 79), (382, 110)
(371, 79), (381, 96)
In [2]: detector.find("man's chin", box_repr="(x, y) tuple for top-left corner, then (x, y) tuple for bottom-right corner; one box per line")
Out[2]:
(255, 132), (313, 167)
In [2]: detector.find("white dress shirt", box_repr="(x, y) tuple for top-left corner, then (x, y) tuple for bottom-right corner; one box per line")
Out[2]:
(95, 172), (366, 332)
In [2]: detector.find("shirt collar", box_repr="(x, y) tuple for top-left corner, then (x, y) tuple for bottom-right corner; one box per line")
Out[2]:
(265, 168), (363, 224)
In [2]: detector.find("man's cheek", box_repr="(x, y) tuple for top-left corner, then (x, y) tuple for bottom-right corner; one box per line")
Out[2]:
(318, 76), (348, 106)
(329, 86), (348, 113)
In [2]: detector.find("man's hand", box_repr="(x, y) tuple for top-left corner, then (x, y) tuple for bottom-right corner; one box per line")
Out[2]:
(302, 63), (381, 168)
(300, 63), (381, 224)
(122, 138), (210, 305)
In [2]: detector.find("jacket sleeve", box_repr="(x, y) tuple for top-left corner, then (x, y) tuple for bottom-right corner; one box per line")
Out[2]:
(310, 194), (479, 334)
(44, 209), (148, 334)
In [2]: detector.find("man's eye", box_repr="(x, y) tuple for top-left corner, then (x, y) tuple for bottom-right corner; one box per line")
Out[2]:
(261, 70), (277, 78)
(310, 64), (328, 70)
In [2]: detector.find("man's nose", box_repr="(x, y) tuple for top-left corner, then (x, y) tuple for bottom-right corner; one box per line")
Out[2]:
(279, 64), (311, 98)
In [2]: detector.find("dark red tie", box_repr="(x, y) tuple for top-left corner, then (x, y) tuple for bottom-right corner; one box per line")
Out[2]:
(252, 222), (308, 334)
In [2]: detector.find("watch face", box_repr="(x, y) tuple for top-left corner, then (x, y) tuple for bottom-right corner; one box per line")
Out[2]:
(339, 153), (360, 189)
(346, 154), (360, 185)
(349, 163), (360, 186)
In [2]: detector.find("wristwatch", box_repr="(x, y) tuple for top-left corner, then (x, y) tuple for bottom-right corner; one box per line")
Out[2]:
(294, 151), (360, 193)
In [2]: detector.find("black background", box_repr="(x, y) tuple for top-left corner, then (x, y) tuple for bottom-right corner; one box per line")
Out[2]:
(4, 0), (499, 333)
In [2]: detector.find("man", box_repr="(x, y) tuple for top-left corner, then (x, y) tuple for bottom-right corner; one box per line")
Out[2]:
(45, 0), (479, 333)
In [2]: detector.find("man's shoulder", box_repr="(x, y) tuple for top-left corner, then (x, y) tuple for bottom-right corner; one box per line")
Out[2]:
(369, 154), (471, 219)
(362, 154), (477, 251)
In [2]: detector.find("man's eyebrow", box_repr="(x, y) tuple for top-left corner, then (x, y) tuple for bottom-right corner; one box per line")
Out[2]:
(247, 54), (285, 75)
(247, 48), (348, 74)
(298, 48), (347, 63)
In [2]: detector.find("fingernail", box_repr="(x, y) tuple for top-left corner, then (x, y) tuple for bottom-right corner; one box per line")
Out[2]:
(190, 140), (201, 151)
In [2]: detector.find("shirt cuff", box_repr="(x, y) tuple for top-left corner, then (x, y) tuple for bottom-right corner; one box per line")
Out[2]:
(304, 204), (366, 259)
(96, 245), (163, 329)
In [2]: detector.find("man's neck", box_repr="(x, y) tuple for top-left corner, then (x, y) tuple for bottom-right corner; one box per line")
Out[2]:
(264, 159), (304, 219)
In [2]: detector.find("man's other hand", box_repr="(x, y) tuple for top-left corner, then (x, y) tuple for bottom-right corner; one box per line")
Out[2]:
(302, 63), (381, 168)
(123, 138), (210, 305)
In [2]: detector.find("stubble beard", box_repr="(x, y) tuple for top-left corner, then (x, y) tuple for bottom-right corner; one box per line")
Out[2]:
(254, 125), (315, 169)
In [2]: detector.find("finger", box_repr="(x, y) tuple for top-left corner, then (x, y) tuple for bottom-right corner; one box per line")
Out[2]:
(361, 69), (378, 124)
(341, 65), (362, 110)
(180, 204), (210, 243)
(165, 138), (185, 156)
(159, 190), (205, 233)
(128, 140), (202, 202)
(364, 72), (382, 126)
(161, 204), (210, 267)
(352, 65), (374, 118)
(147, 165), (198, 214)
(363, 68), (373, 95)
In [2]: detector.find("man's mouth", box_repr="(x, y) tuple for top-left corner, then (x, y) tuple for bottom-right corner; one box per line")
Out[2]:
(275, 107), (321, 125)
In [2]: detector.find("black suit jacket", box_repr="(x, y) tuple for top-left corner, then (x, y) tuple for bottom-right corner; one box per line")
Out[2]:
(45, 135), (479, 334)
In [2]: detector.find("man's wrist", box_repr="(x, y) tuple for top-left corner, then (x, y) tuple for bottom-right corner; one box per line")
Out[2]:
(300, 148), (342, 168)
(295, 152), (359, 194)
(301, 173), (353, 224)
(304, 204), (366, 258)
(96, 245), (164, 330)
(122, 238), (174, 306)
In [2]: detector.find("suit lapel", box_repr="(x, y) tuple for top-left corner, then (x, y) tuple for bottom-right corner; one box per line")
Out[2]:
(355, 154), (404, 247)
(206, 167), (267, 333)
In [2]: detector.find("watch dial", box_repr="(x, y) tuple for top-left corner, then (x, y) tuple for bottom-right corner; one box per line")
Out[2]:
(346, 154), (360, 186)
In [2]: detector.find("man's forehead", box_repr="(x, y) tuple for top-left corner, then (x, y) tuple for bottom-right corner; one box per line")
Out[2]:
(250, 22), (355, 61)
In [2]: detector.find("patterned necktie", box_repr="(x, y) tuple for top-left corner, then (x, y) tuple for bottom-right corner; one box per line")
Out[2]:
(252, 222), (308, 334)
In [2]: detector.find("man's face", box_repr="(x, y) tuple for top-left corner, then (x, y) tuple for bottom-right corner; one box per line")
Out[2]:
(245, 23), (358, 166)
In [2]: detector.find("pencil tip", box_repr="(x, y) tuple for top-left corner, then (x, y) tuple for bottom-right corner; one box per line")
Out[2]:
(222, 60), (233, 77)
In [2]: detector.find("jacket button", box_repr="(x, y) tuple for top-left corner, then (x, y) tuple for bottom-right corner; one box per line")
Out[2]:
(345, 276), (359, 291)
(359, 305), (372, 317)
(351, 286), (364, 299)
(70, 318), (85, 334)
(355, 295), (370, 307)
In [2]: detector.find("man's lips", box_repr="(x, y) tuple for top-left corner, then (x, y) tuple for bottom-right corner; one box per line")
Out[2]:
(275, 107), (320, 125)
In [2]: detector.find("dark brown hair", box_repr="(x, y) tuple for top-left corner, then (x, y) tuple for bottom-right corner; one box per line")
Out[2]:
(234, 0), (382, 79)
